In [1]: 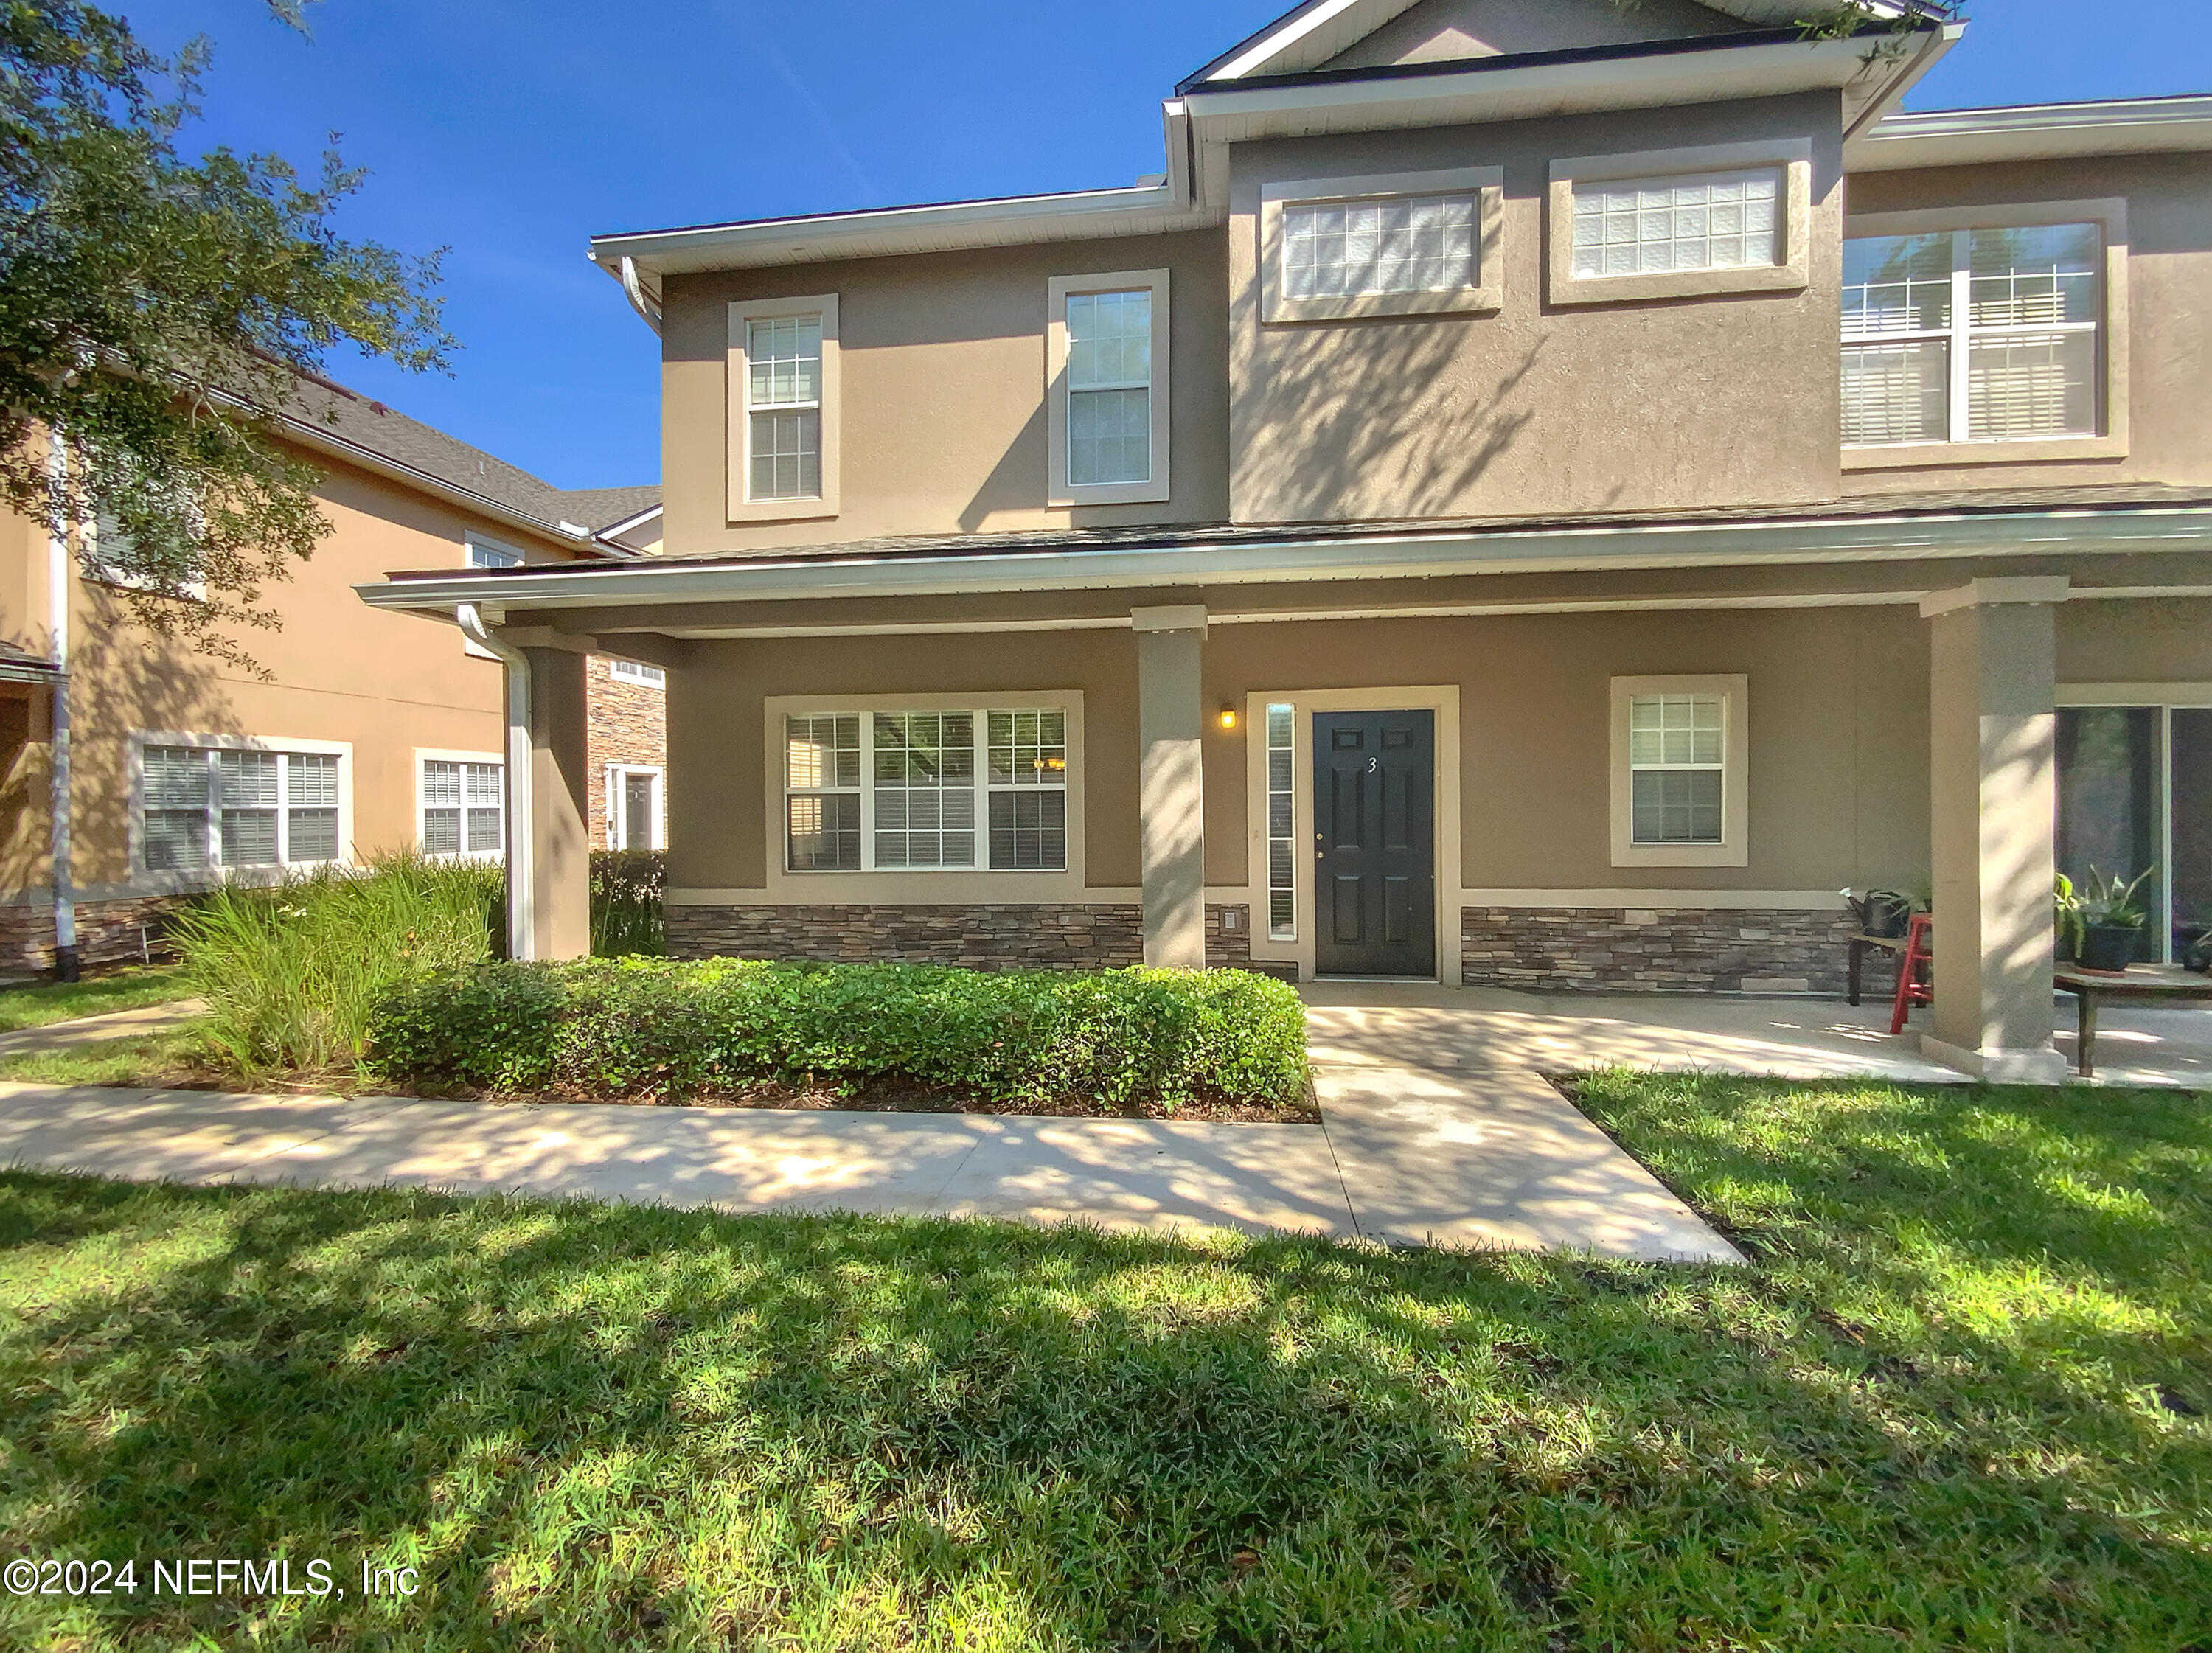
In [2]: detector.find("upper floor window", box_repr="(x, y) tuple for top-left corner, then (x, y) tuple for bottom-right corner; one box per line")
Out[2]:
(138, 738), (345, 872)
(726, 294), (841, 522)
(1047, 270), (1169, 507)
(1548, 142), (1809, 306)
(1261, 167), (1502, 323)
(1571, 168), (1780, 279)
(1843, 223), (2102, 448)
(466, 538), (521, 571)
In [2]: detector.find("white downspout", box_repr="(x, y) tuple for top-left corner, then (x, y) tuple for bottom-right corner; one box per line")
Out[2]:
(456, 604), (534, 961)
(619, 257), (664, 335)
(45, 442), (77, 981)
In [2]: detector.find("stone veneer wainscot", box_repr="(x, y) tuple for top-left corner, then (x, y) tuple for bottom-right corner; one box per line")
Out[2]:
(1461, 905), (1854, 994)
(669, 903), (1255, 971)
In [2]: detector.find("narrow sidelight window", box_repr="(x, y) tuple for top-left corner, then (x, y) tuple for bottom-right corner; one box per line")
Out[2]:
(1265, 704), (1295, 939)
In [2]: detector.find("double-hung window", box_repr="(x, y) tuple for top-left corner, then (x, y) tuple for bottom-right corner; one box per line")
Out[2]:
(783, 708), (1068, 873)
(1610, 676), (1748, 869)
(139, 742), (344, 872)
(1843, 220), (2105, 448)
(728, 295), (840, 521)
(420, 758), (504, 858)
(1048, 271), (1169, 506)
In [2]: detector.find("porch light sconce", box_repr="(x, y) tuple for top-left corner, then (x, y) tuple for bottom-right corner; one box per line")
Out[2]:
(1217, 704), (1238, 731)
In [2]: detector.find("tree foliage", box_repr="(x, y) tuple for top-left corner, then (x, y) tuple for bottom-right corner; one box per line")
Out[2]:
(0, 0), (454, 664)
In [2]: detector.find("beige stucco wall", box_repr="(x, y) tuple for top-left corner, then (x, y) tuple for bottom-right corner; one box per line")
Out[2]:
(0, 451), (585, 902)
(658, 229), (1231, 556)
(1323, 0), (1733, 71)
(1227, 91), (1848, 524)
(1843, 153), (2212, 493)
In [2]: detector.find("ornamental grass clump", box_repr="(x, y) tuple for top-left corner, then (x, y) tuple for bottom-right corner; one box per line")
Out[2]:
(175, 854), (503, 1076)
(366, 958), (1309, 1113)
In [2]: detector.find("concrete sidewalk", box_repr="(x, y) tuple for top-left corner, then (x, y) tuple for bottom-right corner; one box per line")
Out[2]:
(0, 998), (206, 1058)
(0, 1075), (1739, 1263)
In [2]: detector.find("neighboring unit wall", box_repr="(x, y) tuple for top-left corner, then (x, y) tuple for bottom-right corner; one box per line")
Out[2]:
(1227, 93), (1848, 524)
(586, 658), (667, 847)
(1843, 153), (2212, 494)
(658, 229), (1231, 554)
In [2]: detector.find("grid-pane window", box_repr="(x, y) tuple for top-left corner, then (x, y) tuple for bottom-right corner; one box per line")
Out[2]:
(1628, 695), (1725, 844)
(874, 712), (975, 869)
(140, 744), (343, 871)
(785, 714), (861, 871)
(1066, 290), (1150, 486)
(1266, 704), (1296, 939)
(467, 540), (522, 571)
(609, 659), (665, 687)
(1843, 223), (2101, 446)
(142, 745), (210, 871)
(421, 760), (502, 859)
(1283, 195), (1475, 299)
(747, 315), (824, 501)
(987, 710), (1066, 871)
(1572, 168), (1780, 279)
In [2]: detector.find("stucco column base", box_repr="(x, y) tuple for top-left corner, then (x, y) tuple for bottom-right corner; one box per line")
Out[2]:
(1918, 1034), (2071, 1086)
(521, 645), (592, 962)
(1134, 605), (1206, 970)
(1920, 577), (2067, 1083)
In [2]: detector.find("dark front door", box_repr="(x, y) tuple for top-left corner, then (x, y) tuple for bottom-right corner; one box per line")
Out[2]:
(1314, 710), (1436, 977)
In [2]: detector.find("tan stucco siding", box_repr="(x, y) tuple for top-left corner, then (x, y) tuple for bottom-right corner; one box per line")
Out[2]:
(1227, 92), (1848, 525)
(1843, 153), (2212, 493)
(1321, 0), (1734, 71)
(0, 450), (585, 899)
(2058, 596), (2212, 682)
(658, 230), (1231, 557)
(667, 630), (1141, 894)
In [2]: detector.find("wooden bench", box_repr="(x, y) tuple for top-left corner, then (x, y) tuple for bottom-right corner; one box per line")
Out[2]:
(1845, 930), (1911, 1007)
(2053, 964), (2212, 1078)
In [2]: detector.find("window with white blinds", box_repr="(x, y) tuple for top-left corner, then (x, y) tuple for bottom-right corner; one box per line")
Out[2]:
(783, 708), (1068, 874)
(1627, 695), (1725, 846)
(420, 759), (504, 858)
(1842, 223), (2101, 447)
(139, 744), (341, 871)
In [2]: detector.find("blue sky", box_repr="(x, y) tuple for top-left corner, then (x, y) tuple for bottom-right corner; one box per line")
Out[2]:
(119, 0), (2210, 491)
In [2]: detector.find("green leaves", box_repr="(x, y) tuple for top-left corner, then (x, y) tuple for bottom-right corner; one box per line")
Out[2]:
(366, 958), (1312, 1112)
(0, 0), (453, 668)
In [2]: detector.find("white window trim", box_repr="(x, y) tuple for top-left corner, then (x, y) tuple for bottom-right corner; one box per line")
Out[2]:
(1046, 270), (1170, 508)
(1259, 167), (1504, 324)
(606, 763), (665, 851)
(1548, 139), (1812, 306)
(85, 514), (208, 602)
(1610, 675), (1749, 869)
(608, 658), (666, 689)
(726, 293), (841, 524)
(1841, 197), (2130, 470)
(415, 747), (506, 863)
(464, 534), (526, 659)
(127, 731), (353, 880)
(760, 692), (1088, 902)
(1236, 686), (1465, 987)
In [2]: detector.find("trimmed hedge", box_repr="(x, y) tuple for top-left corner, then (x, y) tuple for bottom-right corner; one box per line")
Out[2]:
(366, 958), (1310, 1111)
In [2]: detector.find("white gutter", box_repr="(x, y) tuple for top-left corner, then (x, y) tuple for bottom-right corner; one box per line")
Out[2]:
(1851, 94), (2212, 170)
(355, 503), (2212, 619)
(456, 604), (535, 961)
(44, 441), (76, 981)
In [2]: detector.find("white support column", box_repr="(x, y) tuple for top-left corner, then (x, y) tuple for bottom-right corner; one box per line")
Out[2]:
(1133, 604), (1207, 970)
(1919, 577), (2070, 1083)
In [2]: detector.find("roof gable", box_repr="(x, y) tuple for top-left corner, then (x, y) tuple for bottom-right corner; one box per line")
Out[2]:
(1319, 0), (1738, 74)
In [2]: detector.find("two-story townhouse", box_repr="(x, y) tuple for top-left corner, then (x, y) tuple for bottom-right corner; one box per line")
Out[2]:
(0, 375), (664, 975)
(359, 0), (2212, 1083)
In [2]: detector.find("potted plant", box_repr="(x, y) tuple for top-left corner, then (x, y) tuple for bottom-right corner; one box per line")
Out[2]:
(2058, 866), (2156, 971)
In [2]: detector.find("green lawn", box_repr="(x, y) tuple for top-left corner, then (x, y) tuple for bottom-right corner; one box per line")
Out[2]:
(0, 966), (193, 1035)
(1, 1073), (2207, 1650)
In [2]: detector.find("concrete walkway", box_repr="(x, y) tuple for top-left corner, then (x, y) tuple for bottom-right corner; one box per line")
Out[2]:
(0, 998), (206, 1058)
(0, 1073), (1739, 1263)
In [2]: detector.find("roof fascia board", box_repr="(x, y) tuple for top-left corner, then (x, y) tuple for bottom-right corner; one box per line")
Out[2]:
(1185, 0), (1422, 88)
(357, 506), (2212, 618)
(278, 416), (602, 556)
(1851, 95), (2212, 170)
(1178, 33), (1893, 137)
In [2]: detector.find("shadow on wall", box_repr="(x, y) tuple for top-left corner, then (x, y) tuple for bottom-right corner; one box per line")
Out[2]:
(1239, 328), (1556, 525)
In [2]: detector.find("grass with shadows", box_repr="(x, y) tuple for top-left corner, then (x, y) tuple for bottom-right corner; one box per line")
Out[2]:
(1, 1073), (2208, 1649)
(0, 967), (192, 1034)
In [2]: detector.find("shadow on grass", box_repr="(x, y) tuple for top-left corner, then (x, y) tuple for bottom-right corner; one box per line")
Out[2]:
(1, 1071), (2208, 1651)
